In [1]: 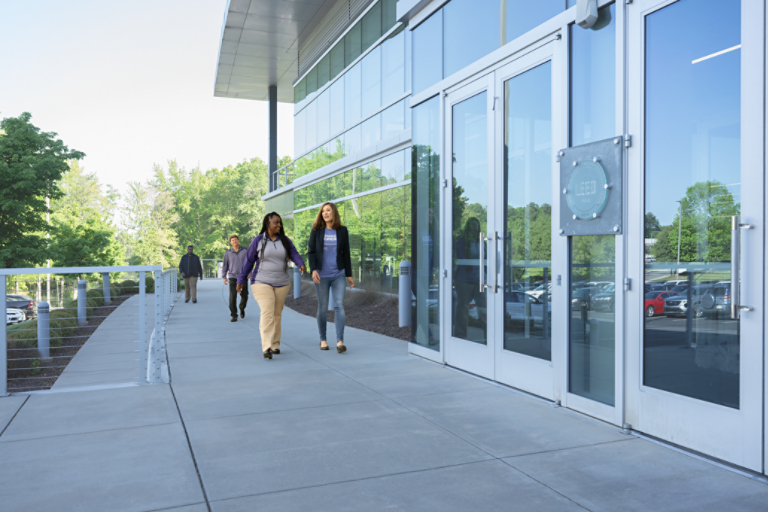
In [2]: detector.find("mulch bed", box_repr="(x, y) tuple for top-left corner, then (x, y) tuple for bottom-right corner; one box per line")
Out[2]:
(284, 286), (411, 342)
(6, 294), (134, 393)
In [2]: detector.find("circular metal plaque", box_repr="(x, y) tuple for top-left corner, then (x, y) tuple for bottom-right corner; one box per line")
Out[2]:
(566, 160), (609, 220)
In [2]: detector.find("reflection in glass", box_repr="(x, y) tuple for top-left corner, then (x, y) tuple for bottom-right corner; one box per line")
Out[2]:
(451, 93), (488, 344)
(345, 21), (362, 66)
(504, 0), (563, 44)
(318, 54), (330, 89)
(362, 46), (382, 117)
(345, 62), (362, 128)
(444, 0), (498, 78)
(294, 79), (306, 105)
(412, 97), (440, 349)
(569, 236), (615, 406)
(345, 124), (362, 155)
(307, 67), (318, 96)
(294, 108), (305, 158)
(412, 9), (442, 95)
(361, 114), (381, 149)
(316, 89), (330, 144)
(362, 1), (382, 49)
(330, 42), (345, 79)
(381, 150), (405, 185)
(643, 0), (740, 409)
(382, 28), (405, 105)
(570, 4), (615, 147)
(330, 79), (345, 136)
(504, 62), (552, 360)
(382, 100), (405, 139)
(305, 100), (317, 151)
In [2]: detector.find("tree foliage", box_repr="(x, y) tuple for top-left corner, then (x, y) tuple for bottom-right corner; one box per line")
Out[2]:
(121, 180), (179, 267)
(0, 112), (84, 267)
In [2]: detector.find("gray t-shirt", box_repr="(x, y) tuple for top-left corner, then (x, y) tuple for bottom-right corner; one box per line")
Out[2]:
(255, 237), (290, 287)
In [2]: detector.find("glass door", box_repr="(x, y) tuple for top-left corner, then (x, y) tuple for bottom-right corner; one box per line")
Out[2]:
(444, 74), (497, 379)
(626, 0), (763, 471)
(493, 44), (563, 400)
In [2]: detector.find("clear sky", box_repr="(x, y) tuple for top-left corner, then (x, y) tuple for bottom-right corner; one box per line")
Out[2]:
(0, 0), (294, 195)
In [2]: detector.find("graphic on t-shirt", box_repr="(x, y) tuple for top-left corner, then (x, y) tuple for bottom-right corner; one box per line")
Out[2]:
(320, 229), (343, 278)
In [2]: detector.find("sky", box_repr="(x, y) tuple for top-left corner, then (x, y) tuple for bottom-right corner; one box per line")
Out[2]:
(0, 0), (294, 196)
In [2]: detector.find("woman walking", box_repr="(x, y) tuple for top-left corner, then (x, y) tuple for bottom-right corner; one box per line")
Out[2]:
(237, 212), (306, 359)
(308, 202), (354, 353)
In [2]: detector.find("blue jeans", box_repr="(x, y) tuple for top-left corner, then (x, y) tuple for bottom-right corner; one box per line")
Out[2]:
(315, 273), (347, 342)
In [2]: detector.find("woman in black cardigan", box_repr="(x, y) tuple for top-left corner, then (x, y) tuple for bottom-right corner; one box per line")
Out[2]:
(308, 202), (354, 353)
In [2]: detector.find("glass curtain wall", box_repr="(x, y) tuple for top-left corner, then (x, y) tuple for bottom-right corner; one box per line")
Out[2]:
(568, 4), (616, 405)
(413, 0), (568, 95)
(411, 97), (440, 350)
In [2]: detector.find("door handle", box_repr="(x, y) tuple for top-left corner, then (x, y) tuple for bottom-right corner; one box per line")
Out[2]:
(494, 231), (501, 293)
(479, 232), (490, 292)
(730, 215), (753, 319)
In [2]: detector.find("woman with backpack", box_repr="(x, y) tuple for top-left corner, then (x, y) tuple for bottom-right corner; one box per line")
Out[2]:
(237, 212), (306, 359)
(308, 202), (354, 353)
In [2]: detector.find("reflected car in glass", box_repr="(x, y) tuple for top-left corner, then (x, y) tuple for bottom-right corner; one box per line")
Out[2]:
(571, 287), (598, 311)
(6, 308), (25, 325)
(663, 284), (711, 318)
(590, 284), (615, 312)
(699, 285), (732, 318)
(644, 290), (676, 317)
(505, 291), (551, 326)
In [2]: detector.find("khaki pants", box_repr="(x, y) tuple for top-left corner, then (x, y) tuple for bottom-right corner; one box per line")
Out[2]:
(184, 276), (198, 301)
(251, 283), (290, 352)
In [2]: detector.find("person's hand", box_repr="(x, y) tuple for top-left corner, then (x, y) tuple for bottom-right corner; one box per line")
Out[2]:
(299, 265), (306, 275)
(199, 276), (203, 280)
(347, 277), (355, 288)
(181, 273), (185, 278)
(223, 278), (228, 285)
(236, 283), (243, 294)
(312, 270), (321, 284)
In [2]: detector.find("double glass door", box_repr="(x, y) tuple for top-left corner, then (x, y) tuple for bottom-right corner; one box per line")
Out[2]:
(444, 44), (562, 399)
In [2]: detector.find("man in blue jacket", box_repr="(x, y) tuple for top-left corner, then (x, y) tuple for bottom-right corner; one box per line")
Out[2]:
(179, 245), (203, 303)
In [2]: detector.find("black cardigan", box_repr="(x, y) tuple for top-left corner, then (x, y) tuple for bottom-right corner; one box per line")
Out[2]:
(308, 226), (353, 278)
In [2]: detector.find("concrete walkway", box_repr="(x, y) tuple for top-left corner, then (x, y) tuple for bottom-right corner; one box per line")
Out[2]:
(1, 279), (767, 511)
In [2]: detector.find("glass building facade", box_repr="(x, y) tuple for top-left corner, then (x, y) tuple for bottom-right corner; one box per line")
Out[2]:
(259, 0), (768, 473)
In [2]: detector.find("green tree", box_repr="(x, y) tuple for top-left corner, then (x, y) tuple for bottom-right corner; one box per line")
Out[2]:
(0, 112), (84, 267)
(644, 212), (662, 238)
(121, 180), (179, 267)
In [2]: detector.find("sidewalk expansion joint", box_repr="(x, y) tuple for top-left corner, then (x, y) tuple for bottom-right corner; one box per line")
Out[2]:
(0, 395), (29, 438)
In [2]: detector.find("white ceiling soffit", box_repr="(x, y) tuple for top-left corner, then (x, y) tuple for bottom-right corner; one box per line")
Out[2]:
(214, 0), (369, 102)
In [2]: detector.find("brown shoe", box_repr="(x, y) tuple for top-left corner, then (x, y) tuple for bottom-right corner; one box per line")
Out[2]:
(240, 310), (245, 319)
(320, 342), (329, 351)
(231, 316), (237, 322)
(337, 343), (346, 354)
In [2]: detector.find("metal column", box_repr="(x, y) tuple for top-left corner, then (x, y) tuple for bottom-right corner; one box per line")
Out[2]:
(139, 271), (146, 384)
(268, 84), (278, 193)
(1, 276), (7, 396)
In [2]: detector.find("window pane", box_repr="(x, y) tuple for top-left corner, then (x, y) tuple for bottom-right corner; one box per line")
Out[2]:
(307, 67), (318, 96)
(362, 46), (382, 117)
(345, 124), (362, 155)
(345, 21), (362, 66)
(382, 99), (405, 139)
(345, 62), (362, 128)
(294, 108), (306, 157)
(316, 89), (330, 144)
(643, 0), (740, 408)
(381, 149), (405, 185)
(331, 135), (345, 162)
(318, 54), (331, 89)
(382, 0), (397, 33)
(330, 78), (345, 136)
(382, 27), (405, 105)
(570, 4), (615, 146)
(362, 158), (382, 192)
(444, 0), (498, 78)
(348, 168), (361, 196)
(505, 0), (563, 43)
(294, 79), (306, 104)
(305, 99), (317, 151)
(361, 113), (381, 149)
(569, 235), (615, 406)
(362, 1), (382, 49)
(405, 25), (412, 93)
(330, 42), (345, 79)
(412, 9), (442, 95)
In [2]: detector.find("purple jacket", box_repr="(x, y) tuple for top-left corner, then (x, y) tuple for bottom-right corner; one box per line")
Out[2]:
(237, 233), (305, 285)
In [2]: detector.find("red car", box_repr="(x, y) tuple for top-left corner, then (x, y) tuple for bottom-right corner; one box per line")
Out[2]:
(644, 290), (676, 317)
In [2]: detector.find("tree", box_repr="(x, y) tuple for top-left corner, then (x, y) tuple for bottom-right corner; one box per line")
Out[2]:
(644, 212), (662, 238)
(48, 161), (123, 267)
(121, 180), (179, 267)
(0, 112), (84, 267)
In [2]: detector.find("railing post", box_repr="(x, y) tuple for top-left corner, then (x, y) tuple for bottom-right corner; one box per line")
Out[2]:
(37, 302), (50, 359)
(1, 275), (7, 396)
(102, 272), (111, 304)
(153, 270), (162, 382)
(294, 266), (301, 299)
(139, 271), (146, 384)
(399, 261), (411, 328)
(77, 279), (87, 326)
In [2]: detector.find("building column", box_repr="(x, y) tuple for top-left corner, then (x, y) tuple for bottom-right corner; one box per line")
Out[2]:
(268, 85), (278, 192)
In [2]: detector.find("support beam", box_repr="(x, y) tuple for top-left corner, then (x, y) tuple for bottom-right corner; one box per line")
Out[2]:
(268, 85), (278, 192)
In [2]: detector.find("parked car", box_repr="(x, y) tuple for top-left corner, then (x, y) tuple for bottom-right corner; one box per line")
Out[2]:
(663, 284), (712, 318)
(664, 279), (689, 288)
(587, 281), (613, 291)
(644, 282), (666, 293)
(571, 288), (597, 311)
(526, 282), (551, 299)
(590, 284), (616, 312)
(505, 291), (551, 326)
(6, 308), (25, 325)
(5, 294), (36, 319)
(644, 290), (676, 317)
(699, 285), (732, 318)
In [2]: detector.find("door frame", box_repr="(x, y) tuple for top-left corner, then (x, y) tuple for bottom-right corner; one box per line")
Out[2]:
(625, 0), (765, 472)
(442, 73), (498, 380)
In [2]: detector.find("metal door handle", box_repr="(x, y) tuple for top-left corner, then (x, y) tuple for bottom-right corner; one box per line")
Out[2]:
(479, 232), (490, 292)
(494, 231), (501, 293)
(730, 216), (753, 319)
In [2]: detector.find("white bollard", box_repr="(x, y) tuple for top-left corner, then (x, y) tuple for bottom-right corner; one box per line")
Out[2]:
(77, 280), (87, 326)
(399, 261), (411, 327)
(102, 273), (111, 304)
(37, 302), (50, 359)
(294, 266), (301, 299)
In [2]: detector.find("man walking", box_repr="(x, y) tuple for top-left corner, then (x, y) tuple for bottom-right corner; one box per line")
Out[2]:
(179, 245), (203, 303)
(222, 234), (249, 322)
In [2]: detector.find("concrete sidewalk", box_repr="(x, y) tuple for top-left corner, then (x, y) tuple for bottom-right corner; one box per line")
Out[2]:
(1, 279), (767, 511)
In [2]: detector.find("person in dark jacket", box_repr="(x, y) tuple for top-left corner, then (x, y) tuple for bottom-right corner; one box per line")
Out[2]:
(308, 202), (354, 353)
(179, 245), (203, 303)
(222, 234), (249, 322)
(237, 213), (306, 359)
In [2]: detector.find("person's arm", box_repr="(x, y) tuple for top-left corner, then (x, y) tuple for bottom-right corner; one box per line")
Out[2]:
(197, 256), (204, 280)
(286, 237), (306, 272)
(222, 251), (230, 284)
(342, 228), (352, 278)
(237, 236), (261, 286)
(179, 256), (185, 277)
(307, 230), (318, 272)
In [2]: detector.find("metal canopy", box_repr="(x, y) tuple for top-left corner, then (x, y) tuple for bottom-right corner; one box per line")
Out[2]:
(214, 0), (340, 102)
